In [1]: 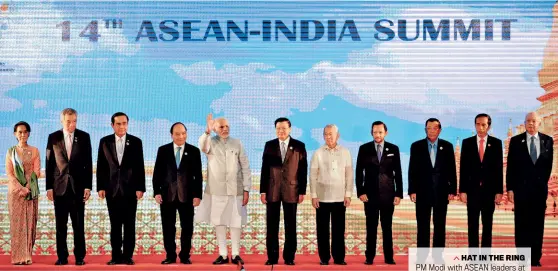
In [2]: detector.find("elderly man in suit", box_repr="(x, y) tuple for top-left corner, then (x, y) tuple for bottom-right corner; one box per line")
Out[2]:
(152, 122), (203, 265)
(506, 111), (554, 267)
(96, 112), (146, 265)
(408, 118), (457, 262)
(310, 124), (353, 266)
(356, 121), (403, 265)
(260, 117), (308, 266)
(196, 114), (250, 265)
(459, 114), (503, 249)
(45, 108), (93, 266)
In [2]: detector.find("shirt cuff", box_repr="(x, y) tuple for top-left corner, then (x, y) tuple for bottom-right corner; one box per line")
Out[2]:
(345, 192), (352, 198)
(311, 193), (318, 198)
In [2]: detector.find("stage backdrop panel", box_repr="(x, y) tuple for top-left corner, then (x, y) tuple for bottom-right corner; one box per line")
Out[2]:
(1, 0), (558, 256)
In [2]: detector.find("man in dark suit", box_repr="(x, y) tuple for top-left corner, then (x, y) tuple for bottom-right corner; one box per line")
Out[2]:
(260, 117), (308, 265)
(96, 112), (146, 265)
(408, 118), (457, 261)
(506, 111), (553, 267)
(459, 114), (503, 249)
(356, 121), (403, 265)
(152, 122), (203, 265)
(45, 108), (92, 266)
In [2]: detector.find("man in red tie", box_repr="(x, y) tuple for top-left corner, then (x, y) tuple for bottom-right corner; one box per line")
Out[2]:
(459, 114), (503, 248)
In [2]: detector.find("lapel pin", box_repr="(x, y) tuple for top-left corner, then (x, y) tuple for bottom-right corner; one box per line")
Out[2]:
(184, 152), (188, 156)
(522, 139), (525, 143)
(488, 144), (491, 147)
(440, 146), (443, 150)
(386, 148), (389, 151)
(74, 137), (78, 143)
(126, 140), (130, 146)
(289, 146), (293, 150)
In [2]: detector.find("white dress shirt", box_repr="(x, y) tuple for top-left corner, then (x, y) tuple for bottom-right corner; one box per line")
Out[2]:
(173, 142), (185, 164)
(476, 135), (488, 152)
(115, 134), (126, 164)
(62, 129), (74, 157)
(526, 132), (540, 159)
(309, 144), (354, 202)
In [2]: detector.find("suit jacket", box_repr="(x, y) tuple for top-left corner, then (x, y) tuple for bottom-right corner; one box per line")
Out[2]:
(459, 135), (503, 196)
(355, 141), (403, 205)
(96, 134), (146, 198)
(506, 132), (553, 205)
(408, 138), (457, 203)
(45, 129), (93, 196)
(260, 137), (308, 203)
(152, 142), (203, 203)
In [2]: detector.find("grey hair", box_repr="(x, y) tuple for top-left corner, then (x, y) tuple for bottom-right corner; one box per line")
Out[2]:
(524, 111), (540, 122)
(60, 108), (77, 121)
(323, 124), (339, 135)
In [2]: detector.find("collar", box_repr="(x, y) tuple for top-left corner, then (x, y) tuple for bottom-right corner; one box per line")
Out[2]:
(115, 133), (127, 142)
(279, 136), (290, 147)
(527, 132), (539, 141)
(173, 142), (185, 150)
(374, 141), (384, 149)
(427, 138), (439, 147)
(324, 144), (340, 151)
(476, 135), (487, 142)
(63, 129), (74, 138)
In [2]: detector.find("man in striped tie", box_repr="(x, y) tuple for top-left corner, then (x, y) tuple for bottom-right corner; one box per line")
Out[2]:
(506, 112), (554, 267)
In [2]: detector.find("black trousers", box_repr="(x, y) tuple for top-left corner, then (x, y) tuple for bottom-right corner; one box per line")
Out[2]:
(266, 201), (297, 263)
(107, 195), (138, 260)
(364, 201), (394, 261)
(416, 199), (447, 249)
(514, 198), (546, 264)
(54, 188), (86, 261)
(160, 200), (194, 261)
(467, 191), (495, 248)
(316, 202), (345, 263)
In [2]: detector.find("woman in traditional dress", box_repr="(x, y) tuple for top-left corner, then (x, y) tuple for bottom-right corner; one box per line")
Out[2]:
(5, 121), (40, 265)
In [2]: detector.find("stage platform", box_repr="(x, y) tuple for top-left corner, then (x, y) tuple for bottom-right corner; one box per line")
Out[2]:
(1, 255), (558, 270)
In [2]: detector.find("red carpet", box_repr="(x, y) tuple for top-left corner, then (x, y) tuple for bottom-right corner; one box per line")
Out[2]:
(1, 255), (558, 270)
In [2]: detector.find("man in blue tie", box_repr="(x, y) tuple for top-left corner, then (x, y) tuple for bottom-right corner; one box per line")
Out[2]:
(152, 122), (203, 265)
(408, 118), (457, 262)
(506, 112), (554, 267)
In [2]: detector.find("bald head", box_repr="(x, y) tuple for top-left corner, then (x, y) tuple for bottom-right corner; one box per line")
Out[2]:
(524, 111), (541, 135)
(214, 118), (230, 139)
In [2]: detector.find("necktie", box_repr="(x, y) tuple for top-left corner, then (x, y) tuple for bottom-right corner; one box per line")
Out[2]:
(430, 143), (436, 167)
(66, 134), (72, 159)
(117, 138), (123, 165)
(377, 144), (382, 162)
(479, 138), (485, 162)
(530, 136), (537, 164)
(281, 142), (286, 163)
(176, 146), (182, 168)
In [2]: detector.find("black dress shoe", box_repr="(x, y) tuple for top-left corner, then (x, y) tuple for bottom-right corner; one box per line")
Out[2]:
(55, 259), (68, 265)
(320, 261), (329, 265)
(180, 258), (192, 264)
(385, 259), (396, 265)
(231, 256), (244, 265)
(284, 260), (295, 265)
(75, 260), (85, 266)
(265, 260), (278, 265)
(161, 258), (176, 264)
(107, 259), (120, 265)
(213, 256), (229, 265)
(364, 259), (374, 265)
(334, 261), (347, 265)
(124, 259), (135, 265)
(531, 262), (542, 267)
